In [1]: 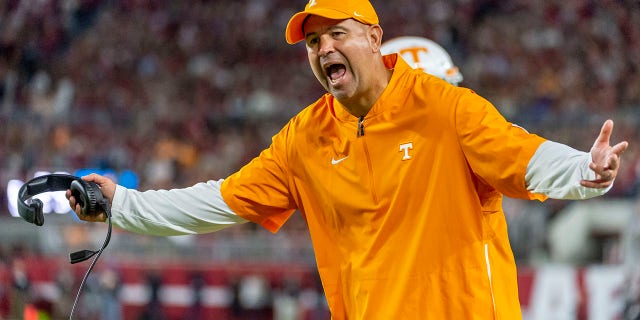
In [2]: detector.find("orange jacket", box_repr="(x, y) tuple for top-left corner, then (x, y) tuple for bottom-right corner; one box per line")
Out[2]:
(221, 54), (547, 319)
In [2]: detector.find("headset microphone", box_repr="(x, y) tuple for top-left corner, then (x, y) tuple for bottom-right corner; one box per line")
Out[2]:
(16, 173), (112, 319)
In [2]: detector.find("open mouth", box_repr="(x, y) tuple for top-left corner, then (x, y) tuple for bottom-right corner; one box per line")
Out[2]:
(326, 63), (346, 84)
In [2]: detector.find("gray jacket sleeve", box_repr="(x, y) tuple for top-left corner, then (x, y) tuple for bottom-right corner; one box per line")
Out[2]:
(525, 141), (613, 199)
(110, 179), (248, 236)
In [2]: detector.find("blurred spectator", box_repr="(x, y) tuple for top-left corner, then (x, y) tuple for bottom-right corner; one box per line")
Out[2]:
(78, 273), (102, 320)
(186, 271), (205, 320)
(300, 271), (330, 320)
(8, 257), (29, 319)
(0, 271), (8, 320)
(622, 200), (640, 320)
(503, 197), (550, 265)
(238, 273), (271, 319)
(229, 276), (243, 319)
(272, 276), (301, 320)
(99, 268), (123, 320)
(23, 297), (53, 320)
(53, 268), (74, 319)
(138, 272), (165, 320)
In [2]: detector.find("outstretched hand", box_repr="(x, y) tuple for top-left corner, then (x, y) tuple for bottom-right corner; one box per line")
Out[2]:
(66, 173), (116, 222)
(580, 119), (629, 189)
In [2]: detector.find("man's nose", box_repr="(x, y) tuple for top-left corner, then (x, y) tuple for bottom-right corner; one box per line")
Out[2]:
(318, 36), (336, 56)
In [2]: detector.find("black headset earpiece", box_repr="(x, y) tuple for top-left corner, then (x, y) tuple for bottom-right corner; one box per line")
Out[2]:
(17, 173), (107, 226)
(29, 198), (45, 226)
(70, 179), (105, 217)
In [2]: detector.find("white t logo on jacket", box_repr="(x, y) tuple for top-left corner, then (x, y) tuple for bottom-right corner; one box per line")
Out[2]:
(399, 142), (413, 160)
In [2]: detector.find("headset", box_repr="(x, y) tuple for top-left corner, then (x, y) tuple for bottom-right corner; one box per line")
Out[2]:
(17, 173), (108, 227)
(16, 173), (112, 320)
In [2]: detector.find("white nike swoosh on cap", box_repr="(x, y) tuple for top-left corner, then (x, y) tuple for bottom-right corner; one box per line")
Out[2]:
(353, 11), (365, 18)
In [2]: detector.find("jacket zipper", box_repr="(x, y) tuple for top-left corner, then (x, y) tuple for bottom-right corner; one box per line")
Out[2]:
(357, 115), (365, 137)
(356, 115), (377, 202)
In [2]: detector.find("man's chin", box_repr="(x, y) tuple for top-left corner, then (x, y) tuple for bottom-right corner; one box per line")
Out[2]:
(330, 90), (349, 101)
(328, 84), (351, 100)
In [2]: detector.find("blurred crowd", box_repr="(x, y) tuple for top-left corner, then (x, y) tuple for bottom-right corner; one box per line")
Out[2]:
(1, 0), (639, 194)
(1, 0), (640, 318)
(0, 0), (640, 264)
(0, 244), (330, 319)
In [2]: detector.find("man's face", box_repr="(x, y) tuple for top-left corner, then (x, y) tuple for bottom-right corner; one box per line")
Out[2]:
(303, 16), (376, 103)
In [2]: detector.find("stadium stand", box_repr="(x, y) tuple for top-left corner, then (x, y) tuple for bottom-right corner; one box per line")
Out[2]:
(0, 0), (639, 319)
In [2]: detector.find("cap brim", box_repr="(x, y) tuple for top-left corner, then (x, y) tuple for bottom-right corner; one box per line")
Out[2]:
(285, 9), (353, 44)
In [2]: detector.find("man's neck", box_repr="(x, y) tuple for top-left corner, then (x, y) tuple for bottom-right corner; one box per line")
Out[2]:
(339, 67), (393, 117)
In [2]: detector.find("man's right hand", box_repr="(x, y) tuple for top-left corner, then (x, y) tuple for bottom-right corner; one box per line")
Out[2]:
(66, 173), (116, 222)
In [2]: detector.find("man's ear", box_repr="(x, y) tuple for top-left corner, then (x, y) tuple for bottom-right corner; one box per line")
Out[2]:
(368, 24), (383, 53)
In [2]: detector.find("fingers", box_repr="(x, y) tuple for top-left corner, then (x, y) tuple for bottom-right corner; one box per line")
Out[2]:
(582, 145), (628, 189)
(82, 173), (107, 186)
(583, 119), (630, 190)
(607, 154), (619, 171)
(82, 173), (116, 202)
(589, 162), (614, 179)
(594, 119), (613, 146)
(66, 174), (112, 222)
(597, 153), (619, 171)
(65, 189), (86, 219)
(582, 162), (615, 188)
(68, 193), (108, 222)
(611, 141), (629, 156)
(580, 179), (613, 189)
(591, 140), (628, 173)
(81, 212), (108, 222)
(582, 154), (617, 189)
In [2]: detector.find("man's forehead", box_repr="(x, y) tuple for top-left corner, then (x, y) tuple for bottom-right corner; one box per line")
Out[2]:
(303, 16), (355, 34)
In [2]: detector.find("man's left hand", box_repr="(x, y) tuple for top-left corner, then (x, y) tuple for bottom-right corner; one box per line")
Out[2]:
(580, 119), (629, 188)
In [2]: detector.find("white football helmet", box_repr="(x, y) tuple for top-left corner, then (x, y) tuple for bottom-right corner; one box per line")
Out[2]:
(381, 36), (463, 86)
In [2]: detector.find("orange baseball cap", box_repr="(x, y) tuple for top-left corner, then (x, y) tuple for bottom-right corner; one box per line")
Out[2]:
(285, 0), (379, 44)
